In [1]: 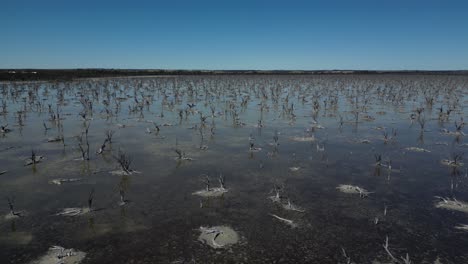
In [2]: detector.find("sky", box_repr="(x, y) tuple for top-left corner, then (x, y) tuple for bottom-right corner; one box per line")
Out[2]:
(1, 0), (468, 70)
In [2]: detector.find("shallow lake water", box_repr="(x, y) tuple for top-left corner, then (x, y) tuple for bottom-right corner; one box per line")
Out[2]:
(1, 75), (468, 263)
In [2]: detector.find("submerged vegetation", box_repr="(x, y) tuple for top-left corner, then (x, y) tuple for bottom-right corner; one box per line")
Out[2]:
(0, 74), (467, 263)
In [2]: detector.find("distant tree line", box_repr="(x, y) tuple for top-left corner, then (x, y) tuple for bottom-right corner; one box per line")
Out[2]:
(1, 69), (467, 81)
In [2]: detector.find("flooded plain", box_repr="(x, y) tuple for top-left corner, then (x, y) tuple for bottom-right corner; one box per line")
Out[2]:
(0, 74), (468, 263)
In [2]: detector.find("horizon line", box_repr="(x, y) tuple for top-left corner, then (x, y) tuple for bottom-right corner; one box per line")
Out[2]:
(2, 68), (468, 72)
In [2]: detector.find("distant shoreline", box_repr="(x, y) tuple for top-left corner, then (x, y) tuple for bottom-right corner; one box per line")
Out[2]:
(1, 69), (467, 81)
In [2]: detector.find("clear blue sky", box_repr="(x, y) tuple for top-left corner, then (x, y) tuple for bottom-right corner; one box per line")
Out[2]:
(2, 0), (467, 70)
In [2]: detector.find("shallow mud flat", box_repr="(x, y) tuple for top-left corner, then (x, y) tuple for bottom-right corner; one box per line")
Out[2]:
(0, 75), (468, 263)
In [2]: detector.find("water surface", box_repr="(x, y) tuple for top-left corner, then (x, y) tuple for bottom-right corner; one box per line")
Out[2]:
(1, 75), (468, 263)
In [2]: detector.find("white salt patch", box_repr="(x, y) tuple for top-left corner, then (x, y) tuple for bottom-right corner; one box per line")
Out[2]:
(29, 246), (86, 264)
(434, 197), (468, 213)
(198, 226), (239, 249)
(192, 187), (228, 197)
(109, 170), (141, 176)
(336, 184), (371, 196)
(290, 136), (316, 142)
(405, 147), (431, 153)
(455, 224), (468, 231)
(56, 207), (91, 217)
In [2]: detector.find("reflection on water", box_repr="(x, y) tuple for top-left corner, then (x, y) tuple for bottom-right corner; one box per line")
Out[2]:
(0, 75), (468, 263)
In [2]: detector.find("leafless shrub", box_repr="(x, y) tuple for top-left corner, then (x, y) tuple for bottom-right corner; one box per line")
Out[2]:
(114, 148), (133, 173)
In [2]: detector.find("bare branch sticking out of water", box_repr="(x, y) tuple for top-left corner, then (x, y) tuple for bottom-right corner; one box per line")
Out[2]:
(146, 122), (161, 134)
(282, 199), (305, 213)
(316, 143), (325, 152)
(24, 149), (44, 166)
(341, 247), (355, 264)
(192, 174), (227, 197)
(383, 128), (397, 144)
(96, 139), (108, 155)
(153, 122), (160, 133)
(454, 119), (465, 135)
(270, 213), (297, 228)
(382, 236), (398, 263)
(49, 178), (83, 185)
(268, 184), (283, 203)
(455, 224), (468, 231)
(77, 135), (90, 161)
(1, 124), (11, 133)
(374, 154), (382, 166)
(43, 122), (50, 131)
(441, 153), (464, 167)
(381, 236), (414, 264)
(400, 253), (412, 264)
(440, 119), (465, 136)
(249, 142), (262, 152)
(105, 129), (115, 143)
(119, 188), (129, 206)
(174, 148), (183, 160)
(174, 149), (193, 161)
(4, 196), (26, 220)
(111, 148), (140, 175)
(271, 130), (279, 148)
(218, 174), (226, 189)
(56, 189), (95, 217)
(418, 116), (426, 131)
